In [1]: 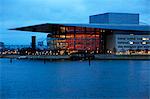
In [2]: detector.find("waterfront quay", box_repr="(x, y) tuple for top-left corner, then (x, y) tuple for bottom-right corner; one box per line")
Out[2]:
(0, 55), (69, 61)
(1, 54), (150, 61)
(0, 46), (150, 61)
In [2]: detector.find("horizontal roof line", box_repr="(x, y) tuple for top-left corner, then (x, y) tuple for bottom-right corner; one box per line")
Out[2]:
(9, 23), (150, 33)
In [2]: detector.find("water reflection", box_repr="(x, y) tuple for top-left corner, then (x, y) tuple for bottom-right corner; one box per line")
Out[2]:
(0, 59), (149, 99)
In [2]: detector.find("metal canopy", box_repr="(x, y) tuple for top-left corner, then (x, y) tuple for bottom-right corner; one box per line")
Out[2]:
(9, 23), (150, 33)
(9, 23), (61, 33)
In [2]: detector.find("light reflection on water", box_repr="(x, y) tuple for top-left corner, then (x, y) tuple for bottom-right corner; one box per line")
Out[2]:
(0, 58), (150, 99)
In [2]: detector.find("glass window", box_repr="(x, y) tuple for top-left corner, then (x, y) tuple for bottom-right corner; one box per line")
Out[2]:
(142, 42), (146, 44)
(142, 37), (149, 40)
(129, 41), (134, 45)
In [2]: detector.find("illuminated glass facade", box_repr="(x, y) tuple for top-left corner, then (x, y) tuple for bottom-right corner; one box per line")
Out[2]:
(47, 26), (107, 54)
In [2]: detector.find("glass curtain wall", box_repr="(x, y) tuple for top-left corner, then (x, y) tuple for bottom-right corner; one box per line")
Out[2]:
(47, 26), (104, 55)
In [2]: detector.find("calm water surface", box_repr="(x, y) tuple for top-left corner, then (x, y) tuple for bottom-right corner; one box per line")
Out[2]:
(0, 59), (150, 99)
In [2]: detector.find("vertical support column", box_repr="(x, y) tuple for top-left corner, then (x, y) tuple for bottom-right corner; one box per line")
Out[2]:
(54, 25), (56, 51)
(94, 28), (96, 52)
(74, 27), (76, 50)
(55, 25), (60, 52)
(84, 27), (86, 52)
(101, 30), (107, 54)
(65, 26), (67, 39)
(65, 26), (67, 53)
(59, 25), (61, 38)
(58, 25), (61, 53)
(52, 25), (55, 50)
(102, 31), (104, 54)
(99, 29), (101, 53)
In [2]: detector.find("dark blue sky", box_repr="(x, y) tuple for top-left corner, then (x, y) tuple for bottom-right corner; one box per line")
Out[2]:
(0, 0), (150, 45)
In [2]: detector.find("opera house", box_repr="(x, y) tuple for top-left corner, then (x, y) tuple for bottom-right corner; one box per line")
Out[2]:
(11, 13), (150, 55)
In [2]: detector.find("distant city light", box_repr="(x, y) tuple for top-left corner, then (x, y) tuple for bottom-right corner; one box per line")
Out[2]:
(142, 42), (146, 44)
(142, 37), (149, 40)
(130, 34), (134, 35)
(129, 41), (134, 45)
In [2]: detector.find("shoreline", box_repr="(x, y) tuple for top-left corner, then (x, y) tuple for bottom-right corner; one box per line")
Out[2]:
(0, 54), (150, 61)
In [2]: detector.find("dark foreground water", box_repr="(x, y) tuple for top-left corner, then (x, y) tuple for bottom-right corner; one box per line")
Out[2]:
(0, 59), (150, 99)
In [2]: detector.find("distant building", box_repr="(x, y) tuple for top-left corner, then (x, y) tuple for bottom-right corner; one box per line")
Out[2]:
(0, 42), (5, 50)
(10, 12), (150, 55)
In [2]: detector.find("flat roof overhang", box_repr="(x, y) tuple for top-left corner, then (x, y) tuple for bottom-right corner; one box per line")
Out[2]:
(9, 23), (59, 33)
(9, 23), (150, 33)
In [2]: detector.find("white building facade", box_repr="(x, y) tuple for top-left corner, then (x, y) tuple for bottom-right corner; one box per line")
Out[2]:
(116, 34), (150, 51)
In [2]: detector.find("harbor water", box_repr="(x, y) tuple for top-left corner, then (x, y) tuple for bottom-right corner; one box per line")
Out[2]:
(0, 59), (149, 99)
